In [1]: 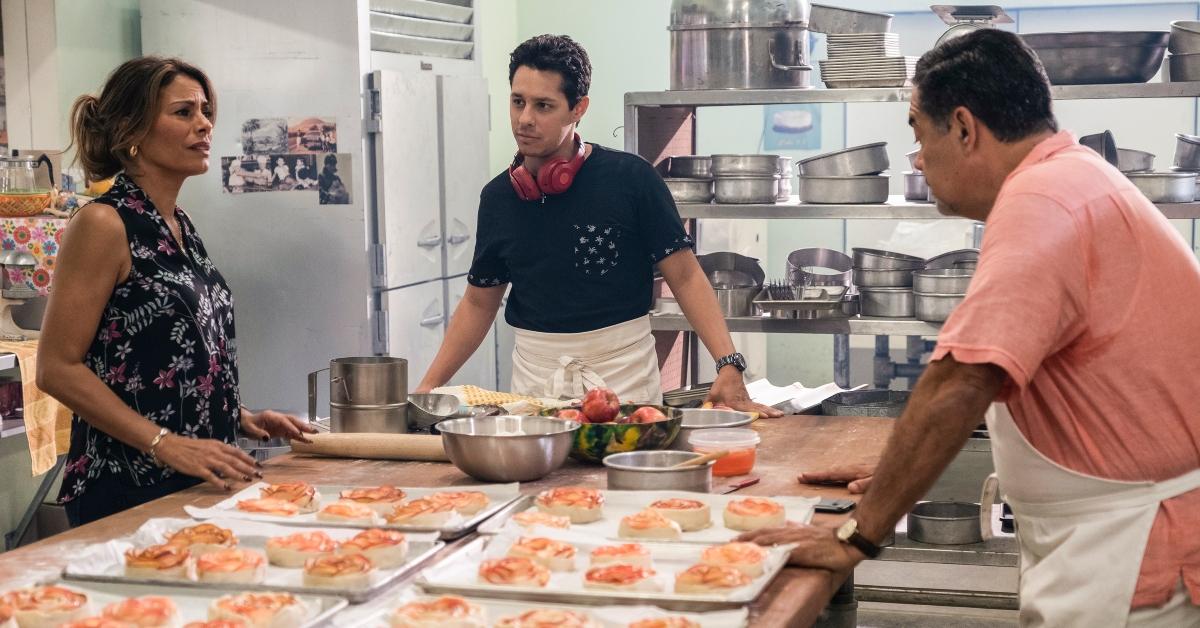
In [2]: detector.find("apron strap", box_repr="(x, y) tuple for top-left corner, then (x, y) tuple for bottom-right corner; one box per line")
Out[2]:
(550, 355), (608, 400)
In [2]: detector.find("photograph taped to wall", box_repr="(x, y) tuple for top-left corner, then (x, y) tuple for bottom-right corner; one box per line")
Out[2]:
(318, 153), (352, 205)
(223, 154), (319, 193)
(288, 116), (337, 153)
(241, 117), (288, 155)
(764, 104), (821, 151)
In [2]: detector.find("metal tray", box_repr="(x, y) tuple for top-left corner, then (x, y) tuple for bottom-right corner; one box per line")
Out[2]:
(63, 518), (444, 604)
(370, 31), (474, 59)
(370, 0), (473, 23)
(822, 77), (912, 88)
(369, 11), (474, 41)
(416, 531), (794, 611)
(34, 580), (346, 628)
(335, 587), (750, 627)
(184, 482), (521, 540)
(477, 490), (817, 545)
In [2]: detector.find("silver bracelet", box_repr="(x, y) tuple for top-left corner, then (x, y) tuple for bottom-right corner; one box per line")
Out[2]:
(148, 427), (171, 468)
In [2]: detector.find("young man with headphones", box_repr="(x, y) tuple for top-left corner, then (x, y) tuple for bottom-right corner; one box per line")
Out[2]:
(415, 34), (778, 416)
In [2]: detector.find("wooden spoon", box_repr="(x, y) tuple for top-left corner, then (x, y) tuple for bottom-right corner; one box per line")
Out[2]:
(671, 449), (729, 469)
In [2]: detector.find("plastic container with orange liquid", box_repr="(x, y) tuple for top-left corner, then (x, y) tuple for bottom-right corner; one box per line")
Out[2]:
(688, 428), (760, 477)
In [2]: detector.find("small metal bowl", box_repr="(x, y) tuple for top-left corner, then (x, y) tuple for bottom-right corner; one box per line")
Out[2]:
(903, 171), (931, 202)
(1174, 132), (1200, 170)
(407, 393), (460, 433)
(438, 416), (579, 482)
(603, 450), (713, 492)
(673, 408), (756, 451)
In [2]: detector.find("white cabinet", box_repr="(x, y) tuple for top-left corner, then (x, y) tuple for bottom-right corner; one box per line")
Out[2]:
(384, 280), (445, 384)
(447, 275), (498, 389)
(440, 75), (490, 276)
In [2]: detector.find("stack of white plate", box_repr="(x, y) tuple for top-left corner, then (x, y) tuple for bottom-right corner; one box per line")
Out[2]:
(821, 33), (917, 88)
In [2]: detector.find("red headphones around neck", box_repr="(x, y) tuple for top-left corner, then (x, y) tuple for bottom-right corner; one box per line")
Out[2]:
(508, 133), (586, 201)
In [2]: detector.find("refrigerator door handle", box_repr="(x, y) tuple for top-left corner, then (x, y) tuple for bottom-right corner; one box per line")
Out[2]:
(447, 233), (471, 245)
(417, 235), (443, 248)
(419, 314), (444, 328)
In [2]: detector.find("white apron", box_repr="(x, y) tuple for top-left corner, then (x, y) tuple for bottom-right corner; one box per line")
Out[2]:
(987, 408), (1200, 627)
(510, 315), (663, 404)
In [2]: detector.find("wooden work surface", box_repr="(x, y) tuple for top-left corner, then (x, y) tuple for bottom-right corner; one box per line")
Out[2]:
(0, 415), (892, 627)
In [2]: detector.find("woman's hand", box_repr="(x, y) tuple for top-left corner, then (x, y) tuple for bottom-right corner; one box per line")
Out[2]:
(241, 409), (317, 444)
(154, 434), (261, 491)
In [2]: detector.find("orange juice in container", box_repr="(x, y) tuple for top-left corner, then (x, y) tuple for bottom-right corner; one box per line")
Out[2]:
(688, 428), (761, 477)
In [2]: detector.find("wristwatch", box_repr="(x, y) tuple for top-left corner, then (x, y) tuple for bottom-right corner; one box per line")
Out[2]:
(715, 352), (747, 373)
(836, 518), (882, 559)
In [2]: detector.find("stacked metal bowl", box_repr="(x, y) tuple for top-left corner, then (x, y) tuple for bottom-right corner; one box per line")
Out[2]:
(852, 248), (922, 317)
(663, 155), (714, 204)
(1164, 132), (1200, 202)
(914, 250), (979, 322)
(903, 148), (932, 203)
(710, 154), (782, 204)
(1168, 22), (1200, 82)
(798, 143), (891, 204)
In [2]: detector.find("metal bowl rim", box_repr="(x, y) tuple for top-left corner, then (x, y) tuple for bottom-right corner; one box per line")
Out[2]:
(798, 142), (888, 165)
(1126, 171), (1197, 179)
(678, 408), (756, 429)
(602, 450), (713, 472)
(909, 501), (982, 520)
(1172, 20), (1200, 35)
(437, 416), (581, 438)
(1020, 30), (1169, 47)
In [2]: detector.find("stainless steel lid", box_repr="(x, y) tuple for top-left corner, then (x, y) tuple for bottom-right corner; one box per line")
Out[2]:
(669, 0), (811, 29)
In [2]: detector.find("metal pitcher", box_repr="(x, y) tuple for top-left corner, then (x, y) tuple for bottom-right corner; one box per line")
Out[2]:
(307, 356), (408, 433)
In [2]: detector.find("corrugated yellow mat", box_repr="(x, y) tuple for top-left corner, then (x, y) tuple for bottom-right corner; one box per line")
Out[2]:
(0, 340), (73, 475)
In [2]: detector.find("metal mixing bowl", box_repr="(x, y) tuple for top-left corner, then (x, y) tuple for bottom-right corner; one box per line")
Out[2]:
(604, 450), (712, 492)
(407, 393), (460, 433)
(673, 408), (755, 451)
(438, 416), (579, 482)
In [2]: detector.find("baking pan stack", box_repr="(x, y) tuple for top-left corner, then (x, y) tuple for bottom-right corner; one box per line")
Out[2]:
(852, 248), (922, 318)
(820, 33), (917, 88)
(797, 142), (891, 205)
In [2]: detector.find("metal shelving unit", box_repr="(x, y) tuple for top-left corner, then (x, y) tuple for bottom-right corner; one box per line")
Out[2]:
(650, 313), (941, 336)
(677, 195), (1200, 220)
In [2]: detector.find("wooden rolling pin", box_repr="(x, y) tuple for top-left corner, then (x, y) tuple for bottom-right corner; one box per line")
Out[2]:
(290, 433), (449, 462)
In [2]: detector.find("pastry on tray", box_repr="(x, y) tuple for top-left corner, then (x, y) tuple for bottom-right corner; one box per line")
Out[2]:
(511, 511), (570, 530)
(495, 609), (598, 628)
(583, 564), (661, 592)
(476, 557), (550, 588)
(234, 498), (300, 517)
(534, 487), (604, 524)
(265, 531), (338, 568)
(723, 497), (785, 531)
(618, 510), (682, 541)
(337, 486), (407, 516)
(196, 548), (267, 585)
(648, 498), (711, 532)
(589, 543), (651, 567)
(124, 543), (194, 580)
(627, 617), (701, 628)
(0, 585), (93, 628)
(259, 482), (320, 513)
(182, 621), (249, 628)
(60, 617), (140, 628)
(506, 536), (577, 572)
(700, 542), (768, 577)
(317, 501), (382, 526)
(209, 592), (309, 628)
(386, 498), (455, 527)
(338, 528), (409, 568)
(303, 553), (374, 589)
(673, 563), (752, 594)
(165, 523), (237, 557)
(427, 491), (490, 515)
(388, 595), (486, 628)
(100, 596), (180, 627)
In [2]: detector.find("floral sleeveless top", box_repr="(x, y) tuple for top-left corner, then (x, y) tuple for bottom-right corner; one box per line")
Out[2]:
(59, 174), (241, 502)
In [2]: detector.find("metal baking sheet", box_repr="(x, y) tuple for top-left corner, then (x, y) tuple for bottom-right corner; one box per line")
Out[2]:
(823, 77), (914, 88)
(333, 586), (749, 627)
(184, 482), (521, 540)
(416, 530), (794, 611)
(477, 489), (818, 545)
(62, 518), (443, 604)
(16, 580), (346, 627)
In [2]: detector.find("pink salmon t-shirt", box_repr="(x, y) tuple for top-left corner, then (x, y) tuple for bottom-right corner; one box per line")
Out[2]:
(932, 131), (1200, 608)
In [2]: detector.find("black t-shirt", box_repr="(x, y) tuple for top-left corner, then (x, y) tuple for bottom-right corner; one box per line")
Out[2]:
(467, 143), (694, 333)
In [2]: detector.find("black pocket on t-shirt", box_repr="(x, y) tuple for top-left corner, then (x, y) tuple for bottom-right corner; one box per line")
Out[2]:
(571, 223), (623, 278)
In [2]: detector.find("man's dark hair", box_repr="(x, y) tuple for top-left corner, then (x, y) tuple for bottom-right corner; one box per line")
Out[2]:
(913, 29), (1058, 142)
(509, 34), (592, 109)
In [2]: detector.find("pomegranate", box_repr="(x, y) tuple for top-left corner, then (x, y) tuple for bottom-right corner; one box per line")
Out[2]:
(581, 388), (620, 423)
(556, 408), (585, 422)
(628, 406), (667, 424)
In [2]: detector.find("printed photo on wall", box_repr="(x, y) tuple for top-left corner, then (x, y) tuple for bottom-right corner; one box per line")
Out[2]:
(241, 117), (288, 154)
(288, 117), (337, 153)
(318, 153), (352, 205)
(763, 104), (822, 151)
(223, 154), (319, 193)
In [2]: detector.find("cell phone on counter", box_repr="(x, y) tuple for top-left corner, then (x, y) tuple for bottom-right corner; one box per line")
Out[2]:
(814, 498), (856, 513)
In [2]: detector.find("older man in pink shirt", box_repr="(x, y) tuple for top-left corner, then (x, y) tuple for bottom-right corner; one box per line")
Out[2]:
(741, 29), (1200, 627)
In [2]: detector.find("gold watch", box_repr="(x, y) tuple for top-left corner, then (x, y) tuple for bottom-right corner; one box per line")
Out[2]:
(835, 518), (881, 558)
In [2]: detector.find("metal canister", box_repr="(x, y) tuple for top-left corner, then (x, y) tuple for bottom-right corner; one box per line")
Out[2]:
(308, 356), (408, 433)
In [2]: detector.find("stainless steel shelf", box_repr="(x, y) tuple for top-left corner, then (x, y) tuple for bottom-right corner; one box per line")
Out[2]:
(649, 313), (942, 336)
(876, 531), (1019, 568)
(0, 417), (25, 439)
(677, 196), (1200, 220)
(626, 81), (1200, 107)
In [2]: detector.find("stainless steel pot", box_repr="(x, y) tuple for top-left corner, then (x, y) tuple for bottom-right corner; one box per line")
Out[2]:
(711, 154), (782, 176)
(797, 142), (889, 176)
(715, 286), (761, 316)
(799, 174), (889, 204)
(852, 267), (914, 288)
(667, 155), (712, 178)
(859, 287), (914, 317)
(669, 0), (813, 90)
(809, 4), (893, 34)
(308, 356), (408, 433)
(853, 247), (924, 270)
(903, 171), (930, 202)
(664, 177), (714, 203)
(1170, 20), (1200, 54)
(604, 450), (713, 492)
(786, 247), (853, 287)
(714, 175), (780, 204)
(438, 416), (579, 482)
(672, 408), (756, 451)
(821, 390), (909, 418)
(914, 292), (966, 323)
(1126, 172), (1196, 203)
(1174, 133), (1200, 170)
(913, 269), (974, 294)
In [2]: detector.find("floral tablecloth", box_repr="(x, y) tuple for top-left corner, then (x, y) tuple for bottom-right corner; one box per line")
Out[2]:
(0, 216), (65, 296)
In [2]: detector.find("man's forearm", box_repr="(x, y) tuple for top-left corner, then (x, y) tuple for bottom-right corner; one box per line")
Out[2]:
(853, 357), (1004, 543)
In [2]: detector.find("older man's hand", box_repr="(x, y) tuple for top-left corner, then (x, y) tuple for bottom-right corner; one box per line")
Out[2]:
(797, 463), (876, 494)
(737, 523), (865, 572)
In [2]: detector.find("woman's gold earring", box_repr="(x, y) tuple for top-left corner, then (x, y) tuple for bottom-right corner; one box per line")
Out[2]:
(130, 145), (139, 158)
